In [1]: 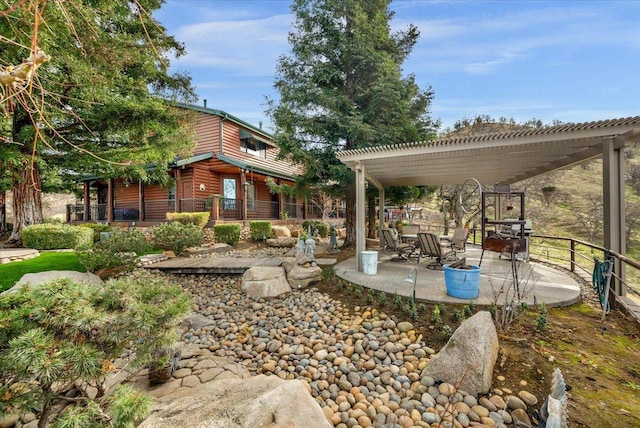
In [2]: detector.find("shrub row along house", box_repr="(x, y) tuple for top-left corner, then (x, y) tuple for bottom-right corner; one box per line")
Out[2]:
(67, 102), (314, 226)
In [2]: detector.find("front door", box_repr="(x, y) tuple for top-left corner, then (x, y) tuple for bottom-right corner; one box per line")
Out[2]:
(223, 178), (237, 210)
(181, 181), (193, 199)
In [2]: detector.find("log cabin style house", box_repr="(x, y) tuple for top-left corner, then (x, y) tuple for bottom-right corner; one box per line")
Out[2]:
(67, 102), (310, 226)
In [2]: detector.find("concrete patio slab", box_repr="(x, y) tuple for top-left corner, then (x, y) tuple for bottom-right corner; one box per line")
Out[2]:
(334, 245), (581, 307)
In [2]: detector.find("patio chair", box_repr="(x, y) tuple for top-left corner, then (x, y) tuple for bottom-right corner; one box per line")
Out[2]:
(441, 227), (469, 253)
(381, 228), (416, 261)
(416, 231), (457, 269)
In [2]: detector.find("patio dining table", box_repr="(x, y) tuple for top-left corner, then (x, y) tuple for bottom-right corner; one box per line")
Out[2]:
(401, 233), (418, 244)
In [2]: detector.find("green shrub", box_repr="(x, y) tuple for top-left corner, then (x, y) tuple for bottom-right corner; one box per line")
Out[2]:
(301, 220), (329, 238)
(78, 222), (113, 242)
(0, 275), (189, 427)
(249, 221), (272, 240)
(43, 217), (64, 224)
(213, 223), (241, 245)
(76, 228), (152, 273)
(166, 211), (210, 229)
(22, 224), (93, 250)
(151, 221), (203, 255)
(536, 302), (548, 331)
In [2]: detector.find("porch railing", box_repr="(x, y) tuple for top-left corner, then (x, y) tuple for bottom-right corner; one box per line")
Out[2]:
(144, 199), (175, 221)
(67, 197), (313, 223)
(528, 235), (640, 301)
(283, 202), (303, 219)
(179, 198), (207, 213)
(248, 200), (279, 220)
(113, 202), (139, 222)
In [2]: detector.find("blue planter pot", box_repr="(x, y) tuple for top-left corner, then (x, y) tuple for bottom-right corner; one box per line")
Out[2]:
(444, 265), (481, 299)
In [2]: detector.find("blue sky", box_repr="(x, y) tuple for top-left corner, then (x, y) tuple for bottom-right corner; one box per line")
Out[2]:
(154, 0), (639, 134)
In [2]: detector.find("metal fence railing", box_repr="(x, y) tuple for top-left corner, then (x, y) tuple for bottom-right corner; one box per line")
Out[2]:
(67, 198), (335, 223)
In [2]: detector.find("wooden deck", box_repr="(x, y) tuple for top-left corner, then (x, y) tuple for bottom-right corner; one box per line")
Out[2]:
(144, 257), (285, 274)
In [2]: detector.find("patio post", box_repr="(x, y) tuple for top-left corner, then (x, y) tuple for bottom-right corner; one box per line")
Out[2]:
(603, 138), (626, 296)
(378, 186), (385, 247)
(355, 161), (366, 272)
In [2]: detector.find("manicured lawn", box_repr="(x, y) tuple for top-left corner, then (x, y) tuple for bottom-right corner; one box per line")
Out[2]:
(0, 252), (86, 292)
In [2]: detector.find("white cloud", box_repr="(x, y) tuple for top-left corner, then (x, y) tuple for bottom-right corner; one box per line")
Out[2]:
(397, 4), (640, 76)
(171, 14), (292, 76)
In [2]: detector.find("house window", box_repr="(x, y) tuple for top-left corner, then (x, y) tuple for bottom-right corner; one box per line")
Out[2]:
(240, 138), (267, 158)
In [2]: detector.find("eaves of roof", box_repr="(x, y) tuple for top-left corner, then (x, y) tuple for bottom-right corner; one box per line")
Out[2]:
(171, 152), (214, 167)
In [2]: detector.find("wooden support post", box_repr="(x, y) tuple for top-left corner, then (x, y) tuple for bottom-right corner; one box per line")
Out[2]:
(174, 170), (181, 212)
(211, 195), (220, 222)
(107, 179), (113, 223)
(138, 180), (145, 222)
(83, 181), (90, 222)
(241, 171), (248, 225)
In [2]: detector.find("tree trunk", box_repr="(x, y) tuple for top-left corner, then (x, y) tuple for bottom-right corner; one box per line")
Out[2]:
(367, 192), (376, 239)
(8, 166), (43, 244)
(0, 190), (6, 232)
(343, 183), (356, 247)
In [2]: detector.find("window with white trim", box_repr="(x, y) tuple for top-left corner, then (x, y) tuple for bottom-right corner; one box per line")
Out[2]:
(241, 138), (267, 158)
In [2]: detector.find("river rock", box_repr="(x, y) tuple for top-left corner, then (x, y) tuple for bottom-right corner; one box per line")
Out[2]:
(181, 314), (216, 331)
(518, 390), (538, 406)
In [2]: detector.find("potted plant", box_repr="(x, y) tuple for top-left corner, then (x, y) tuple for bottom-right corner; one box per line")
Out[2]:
(541, 186), (557, 206)
(443, 258), (481, 299)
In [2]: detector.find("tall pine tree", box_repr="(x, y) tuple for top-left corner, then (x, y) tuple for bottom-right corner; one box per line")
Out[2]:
(267, 0), (437, 246)
(0, 0), (196, 243)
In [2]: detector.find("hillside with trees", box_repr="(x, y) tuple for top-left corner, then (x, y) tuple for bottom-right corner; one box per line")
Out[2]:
(429, 115), (640, 257)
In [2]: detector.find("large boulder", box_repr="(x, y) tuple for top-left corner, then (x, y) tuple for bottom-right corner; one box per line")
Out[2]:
(139, 375), (331, 428)
(5, 271), (102, 294)
(271, 225), (292, 238)
(423, 311), (498, 396)
(241, 266), (291, 299)
(265, 237), (296, 248)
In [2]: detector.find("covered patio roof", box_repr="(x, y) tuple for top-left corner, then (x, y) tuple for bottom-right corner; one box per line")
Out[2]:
(337, 117), (640, 187)
(337, 116), (640, 295)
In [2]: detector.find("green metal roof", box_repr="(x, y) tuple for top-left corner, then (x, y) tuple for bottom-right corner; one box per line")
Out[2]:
(171, 152), (213, 167)
(239, 129), (272, 146)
